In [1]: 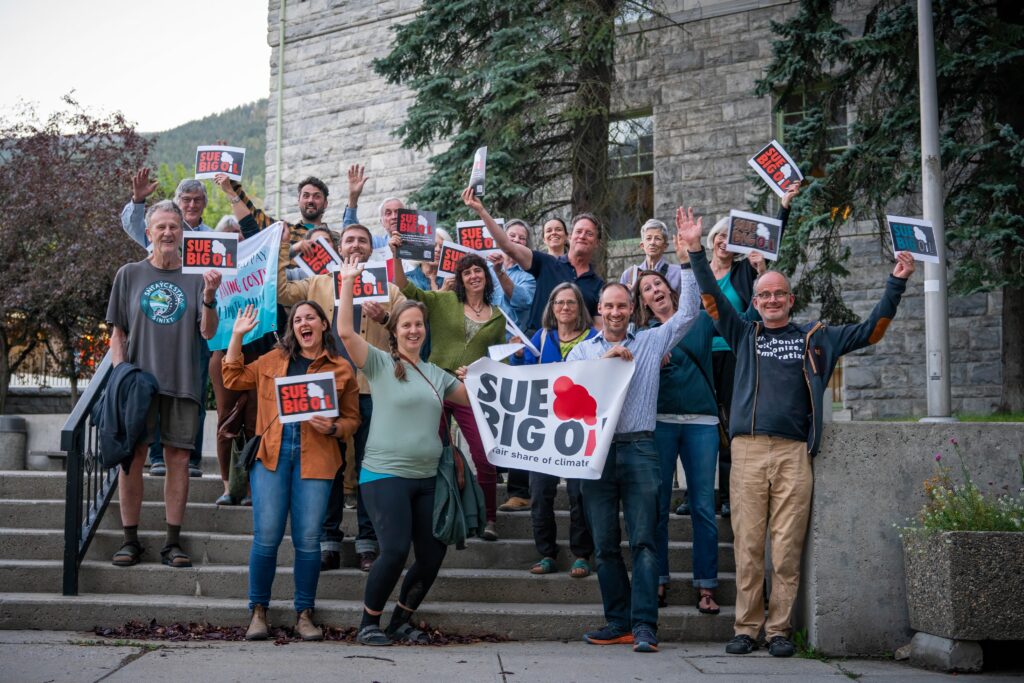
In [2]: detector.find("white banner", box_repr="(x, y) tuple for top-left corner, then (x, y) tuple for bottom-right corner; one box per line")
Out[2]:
(465, 357), (635, 480)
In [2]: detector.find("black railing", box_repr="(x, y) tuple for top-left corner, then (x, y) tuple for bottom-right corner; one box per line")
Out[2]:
(61, 351), (116, 596)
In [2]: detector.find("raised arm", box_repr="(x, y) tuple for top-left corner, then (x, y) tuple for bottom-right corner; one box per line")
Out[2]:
(120, 168), (159, 248)
(222, 305), (260, 390)
(336, 256), (370, 368)
(461, 187), (533, 270)
(200, 271), (221, 340)
(388, 232), (409, 291)
(344, 163), (367, 227)
(827, 252), (914, 355)
(214, 173), (252, 222)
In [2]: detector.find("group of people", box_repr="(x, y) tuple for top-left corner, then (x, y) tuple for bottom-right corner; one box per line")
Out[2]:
(107, 159), (915, 654)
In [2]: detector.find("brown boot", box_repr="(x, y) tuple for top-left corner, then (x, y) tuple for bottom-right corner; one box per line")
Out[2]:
(246, 605), (269, 641)
(295, 608), (323, 641)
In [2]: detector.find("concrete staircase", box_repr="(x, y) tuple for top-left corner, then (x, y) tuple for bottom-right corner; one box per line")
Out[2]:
(0, 455), (735, 640)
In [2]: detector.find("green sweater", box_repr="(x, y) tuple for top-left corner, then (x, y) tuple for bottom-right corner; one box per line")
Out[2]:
(401, 283), (506, 372)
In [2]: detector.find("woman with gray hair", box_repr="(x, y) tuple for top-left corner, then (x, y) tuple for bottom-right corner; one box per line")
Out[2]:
(620, 218), (685, 292)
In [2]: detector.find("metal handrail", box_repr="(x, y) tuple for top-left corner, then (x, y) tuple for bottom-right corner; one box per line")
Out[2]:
(61, 351), (115, 596)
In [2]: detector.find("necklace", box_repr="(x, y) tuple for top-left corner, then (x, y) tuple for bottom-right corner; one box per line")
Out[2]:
(466, 301), (488, 317)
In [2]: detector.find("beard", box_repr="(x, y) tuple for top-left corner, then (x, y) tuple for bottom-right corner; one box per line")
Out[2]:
(300, 204), (324, 222)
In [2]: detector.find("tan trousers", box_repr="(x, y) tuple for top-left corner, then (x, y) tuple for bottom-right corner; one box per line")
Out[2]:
(730, 434), (813, 639)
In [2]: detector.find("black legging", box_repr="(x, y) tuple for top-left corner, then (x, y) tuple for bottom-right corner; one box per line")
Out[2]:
(712, 349), (736, 503)
(360, 476), (447, 612)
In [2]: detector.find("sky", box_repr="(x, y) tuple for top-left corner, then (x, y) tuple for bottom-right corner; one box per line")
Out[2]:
(0, 0), (271, 132)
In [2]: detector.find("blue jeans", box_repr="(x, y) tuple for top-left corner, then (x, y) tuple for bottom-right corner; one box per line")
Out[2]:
(654, 422), (719, 588)
(582, 438), (661, 632)
(248, 422), (332, 612)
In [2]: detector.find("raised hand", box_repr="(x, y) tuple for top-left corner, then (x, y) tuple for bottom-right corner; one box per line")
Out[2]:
(441, 276), (457, 292)
(461, 187), (484, 214)
(347, 164), (368, 203)
(602, 345), (634, 362)
(131, 168), (158, 203)
(748, 249), (767, 274)
(892, 251), (915, 279)
(388, 232), (402, 253)
(487, 252), (504, 272)
(232, 304), (259, 336)
(455, 366), (469, 382)
(781, 182), (801, 209)
(203, 270), (222, 298)
(338, 254), (364, 282)
(675, 206), (703, 253)
(213, 173), (236, 197)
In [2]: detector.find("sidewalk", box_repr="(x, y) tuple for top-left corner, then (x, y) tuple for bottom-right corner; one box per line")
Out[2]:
(2, 631), (1020, 682)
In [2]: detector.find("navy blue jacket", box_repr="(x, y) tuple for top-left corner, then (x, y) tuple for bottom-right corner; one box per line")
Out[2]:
(91, 362), (159, 472)
(508, 327), (599, 366)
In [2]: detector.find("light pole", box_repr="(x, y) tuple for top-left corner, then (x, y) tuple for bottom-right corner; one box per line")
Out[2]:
(917, 0), (955, 421)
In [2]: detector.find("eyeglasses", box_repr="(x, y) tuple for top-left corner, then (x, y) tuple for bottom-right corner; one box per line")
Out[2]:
(754, 290), (791, 302)
(553, 299), (578, 307)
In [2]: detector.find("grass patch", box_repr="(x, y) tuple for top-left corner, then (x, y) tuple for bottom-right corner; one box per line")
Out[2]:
(793, 629), (828, 661)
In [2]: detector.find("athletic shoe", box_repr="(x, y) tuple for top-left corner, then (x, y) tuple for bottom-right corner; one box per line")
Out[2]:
(632, 624), (659, 653)
(583, 625), (634, 645)
(725, 634), (758, 654)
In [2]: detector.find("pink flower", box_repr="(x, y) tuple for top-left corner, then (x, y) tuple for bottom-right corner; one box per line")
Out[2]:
(950, 437), (958, 446)
(934, 453), (942, 462)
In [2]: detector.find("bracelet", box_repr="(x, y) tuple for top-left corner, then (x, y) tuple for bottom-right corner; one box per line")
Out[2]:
(381, 312), (390, 325)
(203, 299), (216, 309)
(228, 196), (241, 204)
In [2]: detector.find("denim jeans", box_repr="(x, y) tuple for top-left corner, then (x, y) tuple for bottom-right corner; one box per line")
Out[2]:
(581, 438), (661, 632)
(529, 471), (593, 559)
(322, 394), (378, 554)
(653, 422), (719, 588)
(248, 422), (332, 612)
(149, 343), (209, 469)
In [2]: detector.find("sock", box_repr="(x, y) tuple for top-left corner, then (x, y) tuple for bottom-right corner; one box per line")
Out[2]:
(386, 605), (414, 634)
(123, 525), (139, 544)
(165, 523), (181, 547)
(359, 609), (381, 630)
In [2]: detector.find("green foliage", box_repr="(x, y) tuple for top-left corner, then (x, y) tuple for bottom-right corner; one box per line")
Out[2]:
(793, 628), (828, 661)
(754, 1), (1024, 322)
(151, 162), (264, 228)
(907, 438), (1024, 533)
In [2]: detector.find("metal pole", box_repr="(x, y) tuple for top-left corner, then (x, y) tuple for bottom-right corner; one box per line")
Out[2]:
(917, 0), (954, 420)
(275, 0), (286, 217)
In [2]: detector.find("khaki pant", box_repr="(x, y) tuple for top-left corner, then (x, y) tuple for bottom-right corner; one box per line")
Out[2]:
(730, 434), (813, 639)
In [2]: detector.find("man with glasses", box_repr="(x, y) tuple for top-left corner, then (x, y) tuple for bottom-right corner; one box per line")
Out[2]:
(688, 214), (916, 658)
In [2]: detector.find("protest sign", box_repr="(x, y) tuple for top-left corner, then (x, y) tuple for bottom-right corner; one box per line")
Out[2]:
(396, 209), (437, 261)
(335, 261), (390, 305)
(488, 343), (526, 361)
(500, 309), (541, 357)
(468, 146), (487, 196)
(455, 219), (504, 256)
(206, 223), (282, 351)
(726, 210), (783, 261)
(436, 241), (474, 279)
(465, 357), (635, 479)
(182, 231), (239, 274)
(369, 246), (399, 281)
(886, 215), (940, 264)
(294, 236), (342, 276)
(748, 140), (803, 198)
(275, 371), (338, 424)
(195, 145), (246, 181)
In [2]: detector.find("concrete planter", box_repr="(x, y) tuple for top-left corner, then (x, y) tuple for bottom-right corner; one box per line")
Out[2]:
(902, 530), (1024, 641)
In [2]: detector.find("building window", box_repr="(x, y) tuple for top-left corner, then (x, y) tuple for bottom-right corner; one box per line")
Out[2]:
(606, 113), (654, 241)
(777, 91), (849, 177)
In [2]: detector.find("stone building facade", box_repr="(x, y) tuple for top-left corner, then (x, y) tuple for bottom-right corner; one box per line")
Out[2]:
(264, 0), (1003, 418)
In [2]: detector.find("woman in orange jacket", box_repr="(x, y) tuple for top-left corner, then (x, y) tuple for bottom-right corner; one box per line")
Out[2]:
(223, 301), (360, 642)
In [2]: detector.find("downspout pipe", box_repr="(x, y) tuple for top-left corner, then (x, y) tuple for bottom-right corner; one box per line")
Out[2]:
(275, 0), (286, 217)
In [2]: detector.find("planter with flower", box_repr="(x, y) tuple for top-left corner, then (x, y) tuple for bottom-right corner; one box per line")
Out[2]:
(900, 437), (1024, 648)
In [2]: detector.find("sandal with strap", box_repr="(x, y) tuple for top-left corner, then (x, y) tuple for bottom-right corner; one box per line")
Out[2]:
(697, 589), (720, 615)
(530, 557), (557, 575)
(111, 541), (144, 567)
(388, 621), (430, 644)
(160, 543), (192, 568)
(569, 558), (592, 579)
(356, 625), (392, 646)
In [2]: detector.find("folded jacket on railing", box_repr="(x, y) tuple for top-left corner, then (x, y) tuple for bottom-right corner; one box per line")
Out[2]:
(89, 362), (159, 472)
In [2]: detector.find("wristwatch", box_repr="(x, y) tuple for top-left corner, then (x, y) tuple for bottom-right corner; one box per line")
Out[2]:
(203, 299), (216, 309)
(229, 196), (241, 204)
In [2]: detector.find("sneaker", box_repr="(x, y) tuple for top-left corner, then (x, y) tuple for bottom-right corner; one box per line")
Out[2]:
(149, 463), (166, 477)
(344, 494), (357, 510)
(632, 624), (659, 653)
(725, 634), (758, 655)
(188, 465), (203, 478)
(768, 635), (795, 657)
(481, 521), (498, 541)
(498, 496), (531, 512)
(583, 625), (633, 645)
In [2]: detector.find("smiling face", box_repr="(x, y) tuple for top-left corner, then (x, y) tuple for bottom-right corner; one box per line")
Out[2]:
(550, 287), (580, 327)
(507, 224), (529, 248)
(598, 285), (634, 338)
(638, 273), (673, 319)
(298, 184), (327, 223)
(393, 306), (426, 357)
(145, 209), (184, 261)
(752, 271), (794, 328)
(291, 303), (328, 354)
(569, 218), (599, 260)
(176, 190), (207, 227)
(641, 227), (667, 262)
(340, 227), (372, 262)
(712, 231), (734, 261)
(460, 264), (487, 296)
(543, 220), (567, 253)
(381, 199), (404, 234)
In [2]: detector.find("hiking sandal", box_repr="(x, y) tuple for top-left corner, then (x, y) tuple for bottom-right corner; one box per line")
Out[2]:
(160, 543), (192, 568)
(530, 557), (557, 575)
(570, 558), (592, 579)
(388, 622), (430, 644)
(697, 589), (720, 615)
(356, 625), (392, 646)
(111, 541), (144, 567)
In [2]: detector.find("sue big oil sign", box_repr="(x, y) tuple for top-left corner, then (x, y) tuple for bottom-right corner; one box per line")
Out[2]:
(275, 372), (338, 424)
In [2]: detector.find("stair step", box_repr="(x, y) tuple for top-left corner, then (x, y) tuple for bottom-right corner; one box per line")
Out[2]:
(0, 591), (735, 641)
(0, 560), (737, 606)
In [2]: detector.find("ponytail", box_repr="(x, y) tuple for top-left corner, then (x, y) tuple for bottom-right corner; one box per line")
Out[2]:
(389, 334), (408, 382)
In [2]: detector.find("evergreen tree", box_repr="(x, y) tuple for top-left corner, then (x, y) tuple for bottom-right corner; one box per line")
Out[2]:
(755, 0), (1024, 411)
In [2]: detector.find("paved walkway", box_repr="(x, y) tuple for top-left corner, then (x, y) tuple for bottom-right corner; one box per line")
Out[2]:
(1, 630), (1019, 682)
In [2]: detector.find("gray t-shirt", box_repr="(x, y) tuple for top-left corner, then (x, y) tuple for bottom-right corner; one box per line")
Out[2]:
(106, 260), (205, 403)
(362, 345), (459, 479)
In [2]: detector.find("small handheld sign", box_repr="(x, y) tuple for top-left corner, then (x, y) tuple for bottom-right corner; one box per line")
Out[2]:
(275, 371), (338, 424)
(335, 261), (390, 306)
(886, 215), (939, 264)
(294, 236), (342, 277)
(748, 140), (803, 198)
(468, 146), (487, 196)
(455, 219), (504, 256)
(436, 241), (475, 279)
(726, 210), (783, 261)
(396, 209), (437, 262)
(182, 231), (239, 274)
(499, 309), (541, 357)
(195, 145), (246, 181)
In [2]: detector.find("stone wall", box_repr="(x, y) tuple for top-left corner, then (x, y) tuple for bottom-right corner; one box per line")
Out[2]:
(266, 0), (1004, 417)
